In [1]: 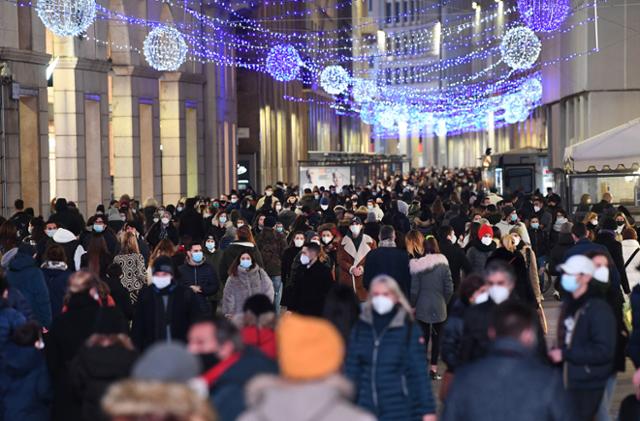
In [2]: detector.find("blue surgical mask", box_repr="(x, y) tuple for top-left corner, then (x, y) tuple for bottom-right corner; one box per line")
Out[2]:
(240, 259), (252, 269)
(192, 251), (204, 263)
(561, 274), (579, 293)
(205, 242), (215, 252)
(510, 213), (518, 222)
(276, 226), (284, 233)
(531, 223), (540, 230)
(219, 216), (227, 224)
(93, 224), (105, 233)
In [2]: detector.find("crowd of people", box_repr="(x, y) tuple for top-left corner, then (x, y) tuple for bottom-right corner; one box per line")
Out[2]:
(0, 167), (640, 421)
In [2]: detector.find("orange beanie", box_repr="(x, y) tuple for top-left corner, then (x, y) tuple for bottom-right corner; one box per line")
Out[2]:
(277, 313), (344, 381)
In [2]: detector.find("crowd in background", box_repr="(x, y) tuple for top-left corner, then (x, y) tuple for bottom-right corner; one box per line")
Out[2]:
(1, 167), (640, 420)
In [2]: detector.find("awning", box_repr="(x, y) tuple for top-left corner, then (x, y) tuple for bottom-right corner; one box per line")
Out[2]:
(564, 118), (640, 172)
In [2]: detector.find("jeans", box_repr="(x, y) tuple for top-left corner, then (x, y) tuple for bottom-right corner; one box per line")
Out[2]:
(418, 320), (444, 367)
(595, 374), (617, 421)
(537, 254), (548, 292)
(271, 275), (282, 314)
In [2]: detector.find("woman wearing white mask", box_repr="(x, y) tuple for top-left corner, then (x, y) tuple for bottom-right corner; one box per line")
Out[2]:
(145, 210), (178, 249)
(207, 210), (228, 243)
(509, 226), (543, 307)
(337, 217), (377, 301)
(465, 224), (496, 274)
(280, 231), (306, 308)
(222, 252), (274, 318)
(344, 275), (437, 421)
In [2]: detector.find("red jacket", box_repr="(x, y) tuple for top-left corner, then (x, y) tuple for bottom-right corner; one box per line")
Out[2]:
(241, 326), (276, 359)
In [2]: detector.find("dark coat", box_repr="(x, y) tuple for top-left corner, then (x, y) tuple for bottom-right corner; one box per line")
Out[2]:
(7, 253), (51, 328)
(487, 248), (537, 307)
(629, 285), (640, 368)
(528, 227), (549, 257)
(179, 208), (204, 243)
(465, 241), (496, 274)
(145, 222), (179, 248)
(441, 298), (468, 373)
(289, 260), (334, 317)
(548, 233), (574, 276)
(255, 228), (288, 276)
(344, 306), (436, 421)
(208, 347), (278, 421)
(442, 339), (575, 421)
(2, 344), (52, 421)
(458, 300), (496, 366)
(595, 231), (632, 294)
(281, 246), (302, 288)
(439, 241), (472, 289)
(41, 263), (72, 319)
(177, 262), (219, 314)
(560, 295), (616, 389)
(51, 208), (84, 236)
(104, 275), (134, 321)
(69, 345), (138, 421)
(363, 246), (411, 298)
(45, 293), (101, 421)
(564, 238), (608, 261)
(131, 284), (203, 351)
(219, 242), (264, 283)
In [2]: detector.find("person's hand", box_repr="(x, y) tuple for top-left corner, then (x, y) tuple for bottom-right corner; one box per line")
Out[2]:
(633, 368), (640, 399)
(548, 348), (563, 364)
(422, 414), (437, 421)
(190, 285), (202, 293)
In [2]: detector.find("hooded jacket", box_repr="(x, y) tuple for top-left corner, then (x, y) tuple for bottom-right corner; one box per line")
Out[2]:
(7, 252), (51, 328)
(40, 261), (72, 319)
(409, 253), (453, 324)
(238, 374), (375, 421)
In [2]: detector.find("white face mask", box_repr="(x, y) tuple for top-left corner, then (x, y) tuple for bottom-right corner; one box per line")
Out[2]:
(533, 206), (541, 213)
(322, 235), (333, 245)
(489, 285), (510, 304)
(371, 295), (395, 315)
(593, 266), (610, 283)
(591, 219), (598, 226)
(320, 204), (329, 211)
(481, 236), (493, 246)
(161, 217), (170, 225)
(449, 236), (457, 245)
(350, 225), (362, 236)
(473, 291), (489, 305)
(512, 236), (521, 246)
(300, 254), (310, 265)
(294, 239), (304, 248)
(152, 275), (172, 289)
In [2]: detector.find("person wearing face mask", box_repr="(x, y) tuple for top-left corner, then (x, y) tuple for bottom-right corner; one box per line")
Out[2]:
(288, 242), (334, 317)
(437, 226), (472, 292)
(318, 224), (340, 267)
(207, 210), (228, 243)
(178, 197), (204, 244)
(280, 232), (306, 308)
(132, 256), (203, 352)
(145, 210), (179, 249)
(549, 255), (616, 421)
(594, 217), (631, 294)
(222, 253), (274, 318)
(550, 210), (570, 244)
(218, 226), (264, 285)
(440, 274), (486, 400)
(466, 224), (497, 274)
(363, 226), (411, 297)
(319, 197), (338, 224)
(443, 302), (576, 421)
(529, 196), (553, 235)
(621, 228), (640, 291)
(345, 275), (437, 421)
(188, 316), (277, 421)
(614, 212), (631, 240)
(178, 242), (220, 315)
(337, 217), (377, 301)
(582, 211), (600, 239)
(203, 235), (223, 274)
(509, 227), (544, 312)
(227, 193), (241, 212)
(495, 206), (531, 246)
(255, 216), (288, 314)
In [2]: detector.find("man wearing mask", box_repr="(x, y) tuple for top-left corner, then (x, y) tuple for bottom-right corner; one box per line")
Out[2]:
(178, 197), (205, 243)
(595, 217), (631, 294)
(132, 256), (203, 351)
(337, 217), (377, 301)
(459, 261), (517, 365)
(188, 316), (277, 421)
(443, 302), (576, 421)
(288, 242), (334, 317)
(495, 206), (531, 245)
(549, 255), (616, 420)
(363, 225), (411, 296)
(178, 242), (220, 314)
(437, 225), (472, 292)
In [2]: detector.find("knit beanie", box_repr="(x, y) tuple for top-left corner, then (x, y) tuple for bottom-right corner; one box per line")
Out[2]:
(478, 224), (494, 240)
(277, 313), (344, 381)
(132, 342), (201, 383)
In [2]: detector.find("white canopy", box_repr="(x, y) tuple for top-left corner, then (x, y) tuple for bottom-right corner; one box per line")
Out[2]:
(564, 117), (640, 172)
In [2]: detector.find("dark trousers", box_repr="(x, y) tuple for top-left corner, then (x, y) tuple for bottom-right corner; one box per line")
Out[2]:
(568, 388), (605, 421)
(418, 320), (444, 366)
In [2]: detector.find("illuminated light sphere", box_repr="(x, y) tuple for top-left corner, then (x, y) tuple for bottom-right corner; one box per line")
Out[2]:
(352, 79), (378, 103)
(320, 65), (350, 95)
(266, 44), (301, 82)
(434, 119), (448, 137)
(517, 0), (570, 32)
(359, 102), (376, 125)
(36, 0), (96, 37)
(520, 77), (543, 102)
(375, 104), (396, 130)
(394, 104), (409, 125)
(500, 26), (541, 70)
(143, 26), (188, 72)
(409, 106), (433, 128)
(503, 93), (531, 124)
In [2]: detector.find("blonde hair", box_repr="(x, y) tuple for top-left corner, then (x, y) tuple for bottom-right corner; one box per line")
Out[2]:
(405, 230), (425, 258)
(501, 234), (516, 252)
(582, 212), (598, 225)
(368, 275), (414, 320)
(120, 231), (140, 255)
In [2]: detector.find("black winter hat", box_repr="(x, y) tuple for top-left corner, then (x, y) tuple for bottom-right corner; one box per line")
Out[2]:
(152, 255), (174, 275)
(243, 294), (275, 316)
(93, 308), (128, 335)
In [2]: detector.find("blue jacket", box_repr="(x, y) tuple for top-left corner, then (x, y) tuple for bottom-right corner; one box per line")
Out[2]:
(345, 306), (436, 421)
(41, 264), (72, 319)
(7, 253), (51, 328)
(2, 344), (52, 421)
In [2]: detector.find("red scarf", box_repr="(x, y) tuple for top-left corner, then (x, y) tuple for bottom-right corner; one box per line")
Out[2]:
(201, 352), (242, 386)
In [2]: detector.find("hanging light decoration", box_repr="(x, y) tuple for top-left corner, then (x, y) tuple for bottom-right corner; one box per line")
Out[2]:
(520, 77), (543, 102)
(319, 65), (350, 95)
(434, 119), (448, 137)
(143, 25), (188, 72)
(352, 79), (378, 103)
(517, 0), (571, 32)
(36, 0), (96, 37)
(500, 26), (541, 70)
(359, 102), (376, 125)
(375, 104), (397, 130)
(266, 44), (302, 82)
(502, 93), (531, 124)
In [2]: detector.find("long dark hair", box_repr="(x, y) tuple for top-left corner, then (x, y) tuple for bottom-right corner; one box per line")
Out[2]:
(87, 235), (110, 275)
(322, 284), (360, 343)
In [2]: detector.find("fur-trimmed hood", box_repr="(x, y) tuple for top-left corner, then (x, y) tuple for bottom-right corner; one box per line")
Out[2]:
(409, 253), (449, 274)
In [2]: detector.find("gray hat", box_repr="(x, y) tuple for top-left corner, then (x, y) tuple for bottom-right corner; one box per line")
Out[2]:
(560, 221), (574, 234)
(132, 342), (201, 383)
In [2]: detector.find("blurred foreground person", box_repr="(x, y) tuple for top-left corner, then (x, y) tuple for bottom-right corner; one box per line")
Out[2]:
(239, 313), (374, 421)
(344, 275), (436, 421)
(442, 302), (575, 421)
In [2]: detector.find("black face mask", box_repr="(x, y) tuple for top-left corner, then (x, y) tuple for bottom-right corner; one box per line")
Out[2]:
(616, 220), (625, 227)
(199, 353), (221, 371)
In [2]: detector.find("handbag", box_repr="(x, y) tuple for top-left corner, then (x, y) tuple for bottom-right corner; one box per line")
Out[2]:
(537, 306), (548, 335)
